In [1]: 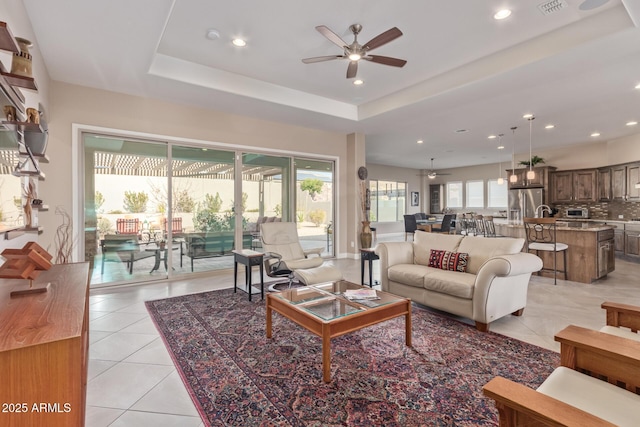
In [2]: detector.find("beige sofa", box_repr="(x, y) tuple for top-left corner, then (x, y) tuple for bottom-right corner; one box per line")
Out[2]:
(376, 231), (543, 331)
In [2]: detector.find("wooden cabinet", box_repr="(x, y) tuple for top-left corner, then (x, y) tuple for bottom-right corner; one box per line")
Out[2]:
(626, 163), (640, 200)
(614, 228), (625, 254)
(597, 167), (611, 201)
(612, 165), (627, 200)
(507, 166), (555, 189)
(0, 263), (90, 427)
(597, 229), (615, 278)
(550, 169), (597, 203)
(429, 184), (443, 214)
(625, 225), (640, 259)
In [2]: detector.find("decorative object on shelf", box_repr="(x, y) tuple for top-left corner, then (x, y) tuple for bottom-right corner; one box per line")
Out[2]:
(25, 106), (48, 156)
(3, 105), (16, 121)
(26, 107), (39, 124)
(509, 126), (518, 183)
(22, 178), (36, 228)
(0, 241), (53, 297)
(10, 37), (33, 78)
(54, 206), (74, 264)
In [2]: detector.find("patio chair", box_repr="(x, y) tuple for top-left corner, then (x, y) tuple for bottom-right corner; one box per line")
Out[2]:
(162, 217), (183, 237)
(100, 234), (154, 274)
(116, 218), (140, 235)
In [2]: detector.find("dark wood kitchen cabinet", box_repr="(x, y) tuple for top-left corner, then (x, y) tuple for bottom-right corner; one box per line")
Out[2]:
(611, 165), (627, 200)
(597, 167), (611, 201)
(627, 163), (640, 200)
(550, 169), (596, 203)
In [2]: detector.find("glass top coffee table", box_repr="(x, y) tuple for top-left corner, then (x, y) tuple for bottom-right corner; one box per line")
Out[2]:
(266, 280), (412, 382)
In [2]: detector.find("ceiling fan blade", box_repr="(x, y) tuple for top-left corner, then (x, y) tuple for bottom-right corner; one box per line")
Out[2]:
(365, 55), (407, 67)
(363, 27), (403, 51)
(302, 55), (344, 64)
(346, 61), (358, 79)
(315, 25), (349, 49)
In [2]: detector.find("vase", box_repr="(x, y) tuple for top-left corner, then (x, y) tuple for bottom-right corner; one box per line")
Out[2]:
(11, 37), (33, 78)
(360, 220), (372, 249)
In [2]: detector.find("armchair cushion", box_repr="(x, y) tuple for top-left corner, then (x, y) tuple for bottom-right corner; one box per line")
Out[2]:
(537, 366), (640, 426)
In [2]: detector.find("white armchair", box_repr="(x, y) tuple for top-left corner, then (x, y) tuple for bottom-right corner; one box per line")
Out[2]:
(260, 222), (342, 286)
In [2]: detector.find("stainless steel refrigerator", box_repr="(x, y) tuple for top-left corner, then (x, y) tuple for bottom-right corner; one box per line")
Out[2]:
(508, 188), (543, 222)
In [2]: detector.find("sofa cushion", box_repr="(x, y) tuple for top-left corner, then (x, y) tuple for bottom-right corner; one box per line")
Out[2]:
(413, 232), (464, 266)
(422, 268), (476, 299)
(457, 237), (524, 275)
(388, 264), (431, 288)
(428, 249), (469, 273)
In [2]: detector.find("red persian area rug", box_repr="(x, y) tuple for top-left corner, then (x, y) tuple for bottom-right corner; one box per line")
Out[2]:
(146, 288), (559, 426)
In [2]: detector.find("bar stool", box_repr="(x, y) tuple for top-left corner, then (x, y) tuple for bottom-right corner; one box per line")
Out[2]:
(523, 217), (568, 285)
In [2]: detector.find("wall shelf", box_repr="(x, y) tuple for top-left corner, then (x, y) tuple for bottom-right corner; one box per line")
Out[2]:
(0, 22), (19, 53)
(0, 71), (37, 91)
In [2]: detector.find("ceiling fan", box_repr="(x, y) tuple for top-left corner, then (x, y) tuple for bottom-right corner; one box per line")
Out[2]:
(420, 158), (451, 180)
(302, 24), (407, 79)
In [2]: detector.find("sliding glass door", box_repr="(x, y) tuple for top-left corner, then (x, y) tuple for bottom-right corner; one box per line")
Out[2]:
(83, 132), (337, 288)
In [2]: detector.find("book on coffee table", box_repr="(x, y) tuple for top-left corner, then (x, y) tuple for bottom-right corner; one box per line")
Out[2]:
(343, 288), (379, 300)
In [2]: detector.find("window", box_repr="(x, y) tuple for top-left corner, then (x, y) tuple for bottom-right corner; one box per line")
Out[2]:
(466, 180), (484, 208)
(369, 180), (406, 222)
(487, 179), (508, 208)
(446, 182), (463, 208)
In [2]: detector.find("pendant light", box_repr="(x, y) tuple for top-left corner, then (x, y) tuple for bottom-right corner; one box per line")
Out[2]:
(509, 127), (518, 183)
(497, 134), (504, 185)
(526, 115), (536, 180)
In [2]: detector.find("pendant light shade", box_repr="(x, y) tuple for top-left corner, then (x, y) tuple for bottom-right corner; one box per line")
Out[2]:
(509, 126), (518, 183)
(526, 116), (535, 180)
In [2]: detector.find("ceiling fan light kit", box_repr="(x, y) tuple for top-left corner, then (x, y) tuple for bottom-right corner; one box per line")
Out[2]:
(302, 24), (407, 79)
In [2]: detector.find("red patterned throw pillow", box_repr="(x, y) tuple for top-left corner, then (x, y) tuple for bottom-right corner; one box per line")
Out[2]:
(428, 249), (469, 273)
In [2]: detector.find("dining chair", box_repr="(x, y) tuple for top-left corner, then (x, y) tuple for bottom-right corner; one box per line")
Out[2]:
(523, 217), (568, 285)
(403, 214), (417, 241)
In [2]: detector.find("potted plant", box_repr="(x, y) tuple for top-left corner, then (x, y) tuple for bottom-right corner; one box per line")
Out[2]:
(518, 155), (545, 167)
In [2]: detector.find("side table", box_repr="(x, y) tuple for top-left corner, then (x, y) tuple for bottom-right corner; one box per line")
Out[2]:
(232, 249), (265, 301)
(360, 248), (379, 288)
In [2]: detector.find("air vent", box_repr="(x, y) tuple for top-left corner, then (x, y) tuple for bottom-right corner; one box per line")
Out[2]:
(538, 0), (568, 15)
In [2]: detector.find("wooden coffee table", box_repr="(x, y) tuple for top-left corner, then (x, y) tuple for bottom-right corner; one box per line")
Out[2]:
(266, 280), (412, 382)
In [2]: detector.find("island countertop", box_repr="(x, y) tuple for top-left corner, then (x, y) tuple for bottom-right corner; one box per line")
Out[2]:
(494, 221), (615, 284)
(494, 219), (616, 232)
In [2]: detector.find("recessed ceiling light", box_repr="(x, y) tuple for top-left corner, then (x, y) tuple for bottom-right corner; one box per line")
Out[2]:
(522, 113), (534, 119)
(353, 79), (364, 85)
(626, 121), (638, 126)
(417, 139), (424, 144)
(455, 129), (468, 133)
(497, 145), (505, 150)
(494, 9), (512, 20)
(591, 132), (601, 137)
(232, 38), (246, 47)
(206, 29), (220, 40)
(636, 83), (640, 89)
(545, 124), (555, 129)
(487, 135), (497, 139)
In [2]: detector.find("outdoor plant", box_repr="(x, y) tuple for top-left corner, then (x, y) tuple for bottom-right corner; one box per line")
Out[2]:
(301, 178), (323, 201)
(308, 209), (326, 226)
(297, 211), (304, 223)
(97, 217), (112, 237)
(95, 191), (105, 214)
(123, 190), (148, 213)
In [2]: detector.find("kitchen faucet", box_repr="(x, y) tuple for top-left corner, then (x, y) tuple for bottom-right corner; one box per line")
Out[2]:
(535, 204), (552, 218)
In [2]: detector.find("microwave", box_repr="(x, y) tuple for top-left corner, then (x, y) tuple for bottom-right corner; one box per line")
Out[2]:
(566, 208), (589, 219)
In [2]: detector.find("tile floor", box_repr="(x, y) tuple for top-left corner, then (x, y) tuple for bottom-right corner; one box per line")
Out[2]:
(86, 235), (640, 426)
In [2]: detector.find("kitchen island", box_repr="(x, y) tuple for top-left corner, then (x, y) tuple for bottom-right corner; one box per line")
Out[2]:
(495, 220), (615, 284)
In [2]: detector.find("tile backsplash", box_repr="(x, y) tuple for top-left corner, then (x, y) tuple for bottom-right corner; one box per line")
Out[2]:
(555, 200), (640, 220)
